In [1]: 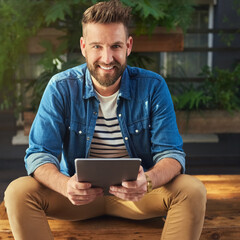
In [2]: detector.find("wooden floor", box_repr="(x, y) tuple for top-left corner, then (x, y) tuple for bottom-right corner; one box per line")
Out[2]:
(0, 175), (240, 240)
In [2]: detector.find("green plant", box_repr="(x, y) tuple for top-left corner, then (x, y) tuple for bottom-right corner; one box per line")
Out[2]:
(200, 64), (240, 111)
(172, 84), (211, 111)
(0, 0), (45, 110)
(122, 0), (194, 34)
(171, 64), (240, 112)
(0, 0), (195, 115)
(26, 41), (81, 112)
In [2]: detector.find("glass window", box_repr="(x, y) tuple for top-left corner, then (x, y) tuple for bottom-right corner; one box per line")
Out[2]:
(162, 6), (210, 79)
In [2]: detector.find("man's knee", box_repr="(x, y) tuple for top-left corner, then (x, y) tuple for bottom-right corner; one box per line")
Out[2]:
(167, 174), (207, 207)
(173, 174), (207, 214)
(4, 176), (43, 209)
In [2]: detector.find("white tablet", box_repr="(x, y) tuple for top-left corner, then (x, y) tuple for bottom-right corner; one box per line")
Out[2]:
(75, 158), (141, 194)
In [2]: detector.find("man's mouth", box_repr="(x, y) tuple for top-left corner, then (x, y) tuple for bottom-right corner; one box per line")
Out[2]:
(99, 65), (114, 70)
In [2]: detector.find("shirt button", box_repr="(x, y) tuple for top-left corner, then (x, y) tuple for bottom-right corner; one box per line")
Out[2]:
(87, 137), (90, 141)
(124, 137), (128, 141)
(79, 130), (82, 134)
(68, 126), (70, 130)
(135, 129), (139, 133)
(93, 112), (97, 115)
(118, 114), (122, 117)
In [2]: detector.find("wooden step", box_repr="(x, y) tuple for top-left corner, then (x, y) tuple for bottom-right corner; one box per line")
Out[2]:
(196, 175), (240, 199)
(1, 175), (240, 240)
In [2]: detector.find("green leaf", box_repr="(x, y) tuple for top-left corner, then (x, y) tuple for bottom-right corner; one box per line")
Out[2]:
(45, 2), (72, 25)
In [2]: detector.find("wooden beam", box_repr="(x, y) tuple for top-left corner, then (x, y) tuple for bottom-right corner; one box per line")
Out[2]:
(131, 27), (184, 52)
(27, 27), (184, 54)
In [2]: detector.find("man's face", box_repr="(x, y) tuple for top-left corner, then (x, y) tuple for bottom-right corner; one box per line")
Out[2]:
(80, 23), (133, 88)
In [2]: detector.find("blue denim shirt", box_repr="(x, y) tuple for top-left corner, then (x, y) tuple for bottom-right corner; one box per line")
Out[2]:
(25, 64), (185, 176)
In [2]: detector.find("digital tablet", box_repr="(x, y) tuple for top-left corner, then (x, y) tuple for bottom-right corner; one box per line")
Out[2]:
(75, 158), (141, 194)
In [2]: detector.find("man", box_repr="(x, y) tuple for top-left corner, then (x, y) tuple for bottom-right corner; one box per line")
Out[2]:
(5, 0), (206, 239)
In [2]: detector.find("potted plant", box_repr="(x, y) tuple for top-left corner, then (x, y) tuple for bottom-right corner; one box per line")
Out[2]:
(171, 64), (240, 134)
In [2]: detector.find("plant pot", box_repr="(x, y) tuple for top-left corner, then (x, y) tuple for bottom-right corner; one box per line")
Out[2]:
(176, 110), (240, 134)
(23, 111), (36, 136)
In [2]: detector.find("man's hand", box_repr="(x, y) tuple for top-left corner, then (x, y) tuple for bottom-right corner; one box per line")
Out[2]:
(66, 174), (103, 205)
(109, 166), (147, 201)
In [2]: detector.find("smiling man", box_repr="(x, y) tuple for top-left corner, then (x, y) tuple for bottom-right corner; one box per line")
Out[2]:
(80, 22), (132, 95)
(5, 1), (207, 240)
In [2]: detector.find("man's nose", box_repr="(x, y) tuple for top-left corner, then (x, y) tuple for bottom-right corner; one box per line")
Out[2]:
(101, 48), (114, 64)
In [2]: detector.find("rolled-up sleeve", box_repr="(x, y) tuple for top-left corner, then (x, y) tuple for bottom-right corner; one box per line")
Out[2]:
(24, 78), (67, 175)
(153, 150), (186, 173)
(25, 153), (60, 175)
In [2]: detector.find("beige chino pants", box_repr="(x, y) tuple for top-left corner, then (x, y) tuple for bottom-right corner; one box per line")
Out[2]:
(4, 174), (206, 240)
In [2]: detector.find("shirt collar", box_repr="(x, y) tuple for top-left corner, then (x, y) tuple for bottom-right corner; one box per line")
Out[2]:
(83, 67), (96, 99)
(118, 66), (131, 100)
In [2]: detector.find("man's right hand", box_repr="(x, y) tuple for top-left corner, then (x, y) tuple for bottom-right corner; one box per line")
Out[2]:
(66, 174), (104, 205)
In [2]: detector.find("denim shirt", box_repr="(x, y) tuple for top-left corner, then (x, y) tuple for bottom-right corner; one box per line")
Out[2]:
(25, 63), (185, 176)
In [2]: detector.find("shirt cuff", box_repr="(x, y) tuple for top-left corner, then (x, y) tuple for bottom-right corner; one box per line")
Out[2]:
(25, 152), (60, 175)
(153, 150), (186, 173)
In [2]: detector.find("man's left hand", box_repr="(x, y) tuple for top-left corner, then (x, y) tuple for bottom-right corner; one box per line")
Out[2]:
(109, 166), (147, 201)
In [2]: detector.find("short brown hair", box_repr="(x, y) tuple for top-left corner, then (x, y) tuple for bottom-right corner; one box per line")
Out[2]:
(82, 0), (132, 36)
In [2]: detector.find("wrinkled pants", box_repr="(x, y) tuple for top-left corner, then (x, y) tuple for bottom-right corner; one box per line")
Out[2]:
(4, 174), (206, 240)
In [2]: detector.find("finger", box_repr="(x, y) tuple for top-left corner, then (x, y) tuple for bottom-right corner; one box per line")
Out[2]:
(69, 191), (103, 205)
(109, 185), (145, 194)
(69, 187), (103, 197)
(109, 190), (145, 202)
(138, 165), (144, 173)
(74, 182), (92, 190)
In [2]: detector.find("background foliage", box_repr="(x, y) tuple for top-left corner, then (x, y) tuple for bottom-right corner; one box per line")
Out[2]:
(171, 64), (240, 112)
(0, 0), (195, 113)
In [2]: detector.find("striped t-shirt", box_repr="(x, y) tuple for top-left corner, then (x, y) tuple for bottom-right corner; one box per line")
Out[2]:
(89, 90), (129, 158)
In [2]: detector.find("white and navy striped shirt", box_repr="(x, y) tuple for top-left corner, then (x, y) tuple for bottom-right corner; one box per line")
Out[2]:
(89, 90), (129, 158)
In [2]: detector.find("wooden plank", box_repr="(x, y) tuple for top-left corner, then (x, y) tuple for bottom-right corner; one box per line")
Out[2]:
(200, 228), (240, 240)
(0, 202), (7, 219)
(206, 199), (240, 216)
(132, 33), (183, 52)
(1, 217), (240, 240)
(176, 110), (240, 134)
(27, 27), (184, 54)
(131, 27), (184, 52)
(195, 175), (240, 199)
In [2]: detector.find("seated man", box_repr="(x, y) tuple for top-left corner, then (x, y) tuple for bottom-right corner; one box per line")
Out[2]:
(4, 0), (206, 239)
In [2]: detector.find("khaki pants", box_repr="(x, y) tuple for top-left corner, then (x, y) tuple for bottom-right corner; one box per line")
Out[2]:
(4, 174), (206, 240)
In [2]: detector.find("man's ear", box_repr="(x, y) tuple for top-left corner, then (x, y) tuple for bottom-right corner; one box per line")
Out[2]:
(126, 36), (133, 57)
(80, 37), (86, 57)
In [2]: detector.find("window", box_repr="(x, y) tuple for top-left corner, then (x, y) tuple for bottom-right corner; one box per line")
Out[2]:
(162, 5), (211, 79)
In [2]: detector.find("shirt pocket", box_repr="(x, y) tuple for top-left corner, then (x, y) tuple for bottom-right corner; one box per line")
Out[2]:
(127, 118), (152, 162)
(67, 121), (87, 159)
(69, 121), (87, 136)
(128, 118), (150, 136)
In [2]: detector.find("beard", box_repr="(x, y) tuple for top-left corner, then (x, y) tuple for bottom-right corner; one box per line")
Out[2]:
(86, 56), (127, 87)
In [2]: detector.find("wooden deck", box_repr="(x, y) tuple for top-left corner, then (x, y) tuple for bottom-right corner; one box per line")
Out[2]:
(0, 175), (240, 240)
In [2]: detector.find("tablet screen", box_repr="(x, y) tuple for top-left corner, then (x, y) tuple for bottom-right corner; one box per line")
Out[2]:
(75, 158), (141, 194)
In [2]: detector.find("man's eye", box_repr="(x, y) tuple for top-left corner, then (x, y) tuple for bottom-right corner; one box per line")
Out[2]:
(112, 45), (121, 49)
(93, 45), (100, 49)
